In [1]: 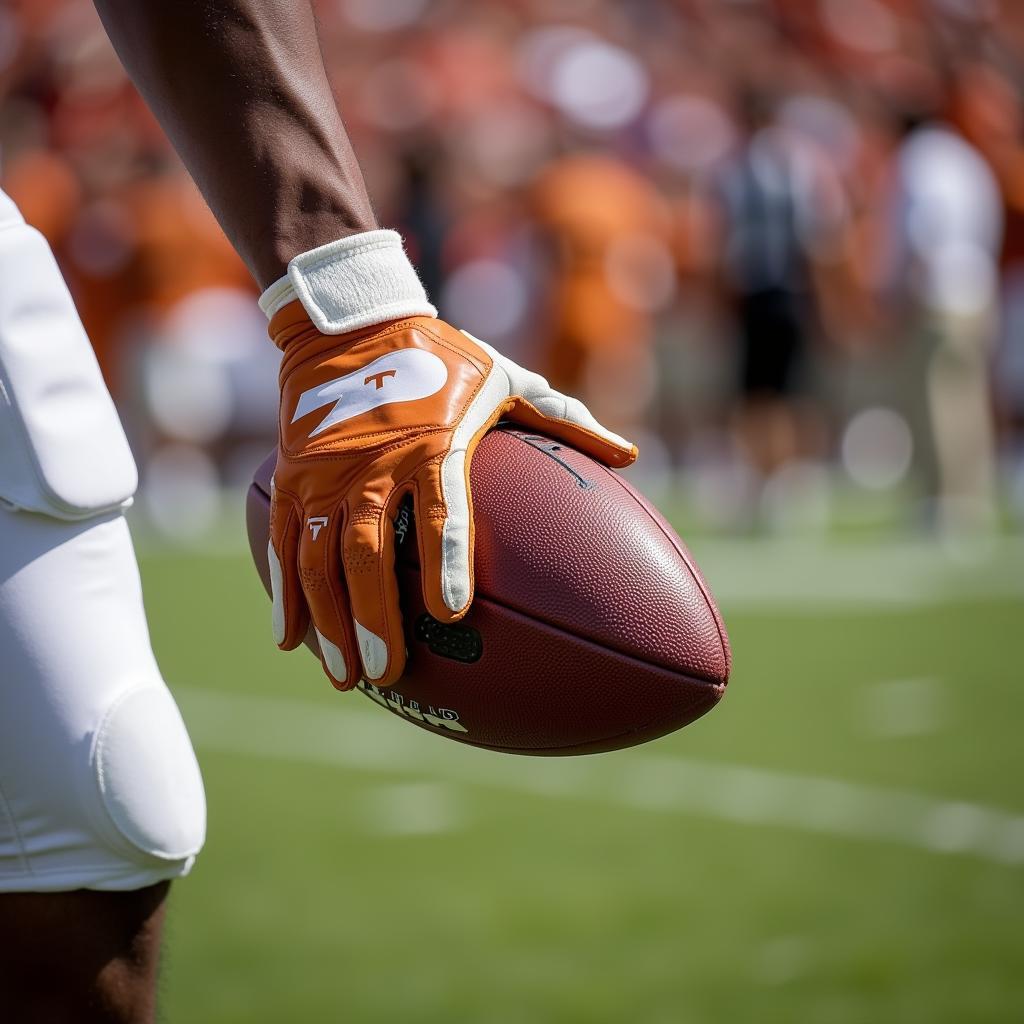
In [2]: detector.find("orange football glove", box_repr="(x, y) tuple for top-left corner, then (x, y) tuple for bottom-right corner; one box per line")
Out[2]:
(261, 231), (636, 690)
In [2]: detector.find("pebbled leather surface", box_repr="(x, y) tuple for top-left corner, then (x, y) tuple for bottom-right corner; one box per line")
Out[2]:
(468, 429), (729, 684)
(247, 427), (729, 754)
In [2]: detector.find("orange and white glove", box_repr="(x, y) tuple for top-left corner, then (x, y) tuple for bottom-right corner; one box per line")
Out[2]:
(261, 231), (637, 690)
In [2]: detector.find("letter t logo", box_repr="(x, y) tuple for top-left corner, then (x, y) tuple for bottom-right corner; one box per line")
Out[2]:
(364, 369), (397, 390)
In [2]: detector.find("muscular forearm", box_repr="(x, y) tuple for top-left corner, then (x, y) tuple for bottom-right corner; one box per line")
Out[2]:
(93, 0), (377, 287)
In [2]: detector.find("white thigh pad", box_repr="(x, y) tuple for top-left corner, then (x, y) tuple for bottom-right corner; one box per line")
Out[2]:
(0, 214), (137, 518)
(93, 683), (207, 863)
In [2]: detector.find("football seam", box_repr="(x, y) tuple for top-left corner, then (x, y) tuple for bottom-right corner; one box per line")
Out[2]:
(456, 584), (727, 688)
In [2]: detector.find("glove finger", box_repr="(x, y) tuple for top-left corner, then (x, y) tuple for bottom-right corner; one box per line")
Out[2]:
(413, 455), (474, 622)
(342, 490), (406, 686)
(463, 331), (638, 468)
(414, 345), (515, 618)
(269, 477), (309, 651)
(298, 504), (360, 690)
(503, 394), (637, 468)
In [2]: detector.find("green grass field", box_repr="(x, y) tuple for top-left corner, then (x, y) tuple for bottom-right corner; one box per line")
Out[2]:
(138, 531), (1024, 1023)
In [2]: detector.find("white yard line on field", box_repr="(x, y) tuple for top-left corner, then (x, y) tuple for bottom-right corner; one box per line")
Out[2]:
(175, 686), (1024, 868)
(689, 537), (1024, 610)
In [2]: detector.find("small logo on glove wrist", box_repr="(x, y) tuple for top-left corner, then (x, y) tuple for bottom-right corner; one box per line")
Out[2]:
(307, 516), (329, 540)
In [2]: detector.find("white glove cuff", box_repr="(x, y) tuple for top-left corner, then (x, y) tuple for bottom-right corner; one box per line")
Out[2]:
(258, 230), (437, 334)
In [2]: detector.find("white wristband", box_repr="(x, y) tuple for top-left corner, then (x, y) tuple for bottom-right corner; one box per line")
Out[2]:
(258, 229), (437, 334)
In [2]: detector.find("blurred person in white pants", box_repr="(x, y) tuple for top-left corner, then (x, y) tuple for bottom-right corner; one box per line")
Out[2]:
(881, 114), (1004, 534)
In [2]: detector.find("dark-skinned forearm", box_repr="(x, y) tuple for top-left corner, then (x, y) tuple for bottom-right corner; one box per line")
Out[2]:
(93, 0), (377, 287)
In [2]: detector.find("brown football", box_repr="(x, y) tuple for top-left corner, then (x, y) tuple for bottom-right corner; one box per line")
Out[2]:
(246, 426), (730, 755)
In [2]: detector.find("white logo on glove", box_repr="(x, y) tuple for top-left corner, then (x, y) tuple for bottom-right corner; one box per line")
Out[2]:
(292, 349), (448, 437)
(307, 516), (328, 540)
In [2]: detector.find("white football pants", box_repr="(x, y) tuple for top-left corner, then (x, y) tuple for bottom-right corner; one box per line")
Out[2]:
(0, 187), (205, 891)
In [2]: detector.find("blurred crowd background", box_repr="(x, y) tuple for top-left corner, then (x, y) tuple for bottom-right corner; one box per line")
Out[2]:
(2, 0), (1024, 540)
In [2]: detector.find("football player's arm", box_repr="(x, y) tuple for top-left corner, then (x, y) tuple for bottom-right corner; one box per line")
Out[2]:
(92, 0), (374, 288)
(93, 0), (636, 690)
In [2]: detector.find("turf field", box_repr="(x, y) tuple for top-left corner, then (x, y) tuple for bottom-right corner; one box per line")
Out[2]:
(139, 528), (1024, 1023)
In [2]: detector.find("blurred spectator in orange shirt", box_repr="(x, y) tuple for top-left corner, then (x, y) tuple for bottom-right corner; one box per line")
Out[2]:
(529, 153), (674, 434)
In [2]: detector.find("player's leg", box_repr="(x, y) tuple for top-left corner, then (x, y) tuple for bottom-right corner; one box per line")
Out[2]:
(0, 507), (203, 1022)
(0, 883), (169, 1023)
(0, 188), (205, 1021)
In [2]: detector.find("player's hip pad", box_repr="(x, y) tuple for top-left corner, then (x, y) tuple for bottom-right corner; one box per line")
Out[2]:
(0, 202), (137, 519)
